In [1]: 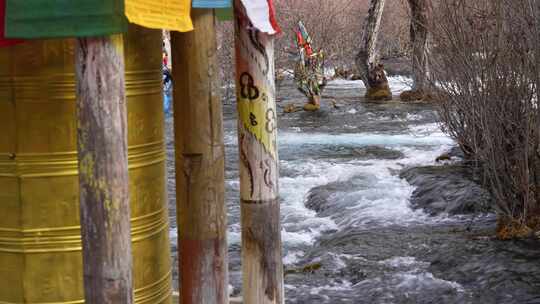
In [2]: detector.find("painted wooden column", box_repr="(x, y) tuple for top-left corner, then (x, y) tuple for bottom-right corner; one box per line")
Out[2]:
(75, 36), (133, 304)
(233, 1), (284, 303)
(171, 8), (229, 304)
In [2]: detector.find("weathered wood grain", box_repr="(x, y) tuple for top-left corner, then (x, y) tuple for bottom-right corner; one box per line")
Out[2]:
(234, 1), (284, 303)
(171, 8), (229, 304)
(75, 35), (133, 304)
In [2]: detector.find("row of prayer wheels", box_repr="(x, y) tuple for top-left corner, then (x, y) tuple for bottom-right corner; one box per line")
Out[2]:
(0, 25), (172, 303)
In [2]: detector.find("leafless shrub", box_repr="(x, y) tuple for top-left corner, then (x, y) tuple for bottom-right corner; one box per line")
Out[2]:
(276, 0), (411, 69)
(431, 0), (540, 235)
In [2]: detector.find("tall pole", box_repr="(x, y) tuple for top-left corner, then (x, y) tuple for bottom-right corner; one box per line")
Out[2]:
(171, 8), (229, 304)
(75, 35), (133, 304)
(234, 1), (284, 303)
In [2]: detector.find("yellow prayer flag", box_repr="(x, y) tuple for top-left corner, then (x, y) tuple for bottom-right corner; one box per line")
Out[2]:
(125, 0), (193, 32)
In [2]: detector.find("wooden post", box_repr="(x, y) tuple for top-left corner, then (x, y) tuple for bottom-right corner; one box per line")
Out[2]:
(171, 8), (229, 304)
(234, 1), (284, 303)
(75, 36), (133, 304)
(356, 0), (392, 101)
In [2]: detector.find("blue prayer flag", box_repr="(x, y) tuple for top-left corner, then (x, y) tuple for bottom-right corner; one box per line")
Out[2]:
(192, 0), (231, 8)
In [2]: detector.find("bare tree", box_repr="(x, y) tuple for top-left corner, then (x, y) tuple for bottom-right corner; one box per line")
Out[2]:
(432, 0), (540, 239)
(400, 0), (433, 101)
(216, 0), (412, 101)
(275, 0), (364, 70)
(356, 0), (392, 101)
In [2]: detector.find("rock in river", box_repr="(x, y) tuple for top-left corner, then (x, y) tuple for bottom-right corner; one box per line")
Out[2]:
(400, 165), (492, 215)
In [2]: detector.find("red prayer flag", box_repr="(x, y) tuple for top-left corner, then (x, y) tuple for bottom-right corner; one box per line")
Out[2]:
(0, 0), (23, 47)
(295, 30), (304, 47)
(239, 0), (281, 35)
(0, 0), (22, 47)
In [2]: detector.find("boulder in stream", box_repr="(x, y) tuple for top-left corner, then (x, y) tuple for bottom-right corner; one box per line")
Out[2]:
(400, 165), (492, 215)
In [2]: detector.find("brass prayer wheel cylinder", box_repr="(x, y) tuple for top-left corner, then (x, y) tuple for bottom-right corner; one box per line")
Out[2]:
(0, 25), (171, 303)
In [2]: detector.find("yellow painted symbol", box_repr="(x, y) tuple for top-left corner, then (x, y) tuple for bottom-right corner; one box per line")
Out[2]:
(238, 72), (277, 159)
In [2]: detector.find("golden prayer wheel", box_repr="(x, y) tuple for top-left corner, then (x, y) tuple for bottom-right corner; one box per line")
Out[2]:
(0, 25), (172, 303)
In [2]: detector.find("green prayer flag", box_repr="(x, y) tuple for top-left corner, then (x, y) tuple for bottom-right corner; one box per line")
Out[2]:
(216, 8), (233, 21)
(5, 0), (128, 39)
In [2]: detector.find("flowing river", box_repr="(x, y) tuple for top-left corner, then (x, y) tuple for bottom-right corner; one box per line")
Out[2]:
(167, 77), (540, 303)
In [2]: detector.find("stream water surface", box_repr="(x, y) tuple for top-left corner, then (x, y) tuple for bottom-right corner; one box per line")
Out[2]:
(167, 78), (540, 303)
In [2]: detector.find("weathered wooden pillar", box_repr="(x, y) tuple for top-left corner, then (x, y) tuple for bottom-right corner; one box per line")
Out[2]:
(234, 1), (284, 303)
(75, 35), (133, 304)
(171, 8), (229, 304)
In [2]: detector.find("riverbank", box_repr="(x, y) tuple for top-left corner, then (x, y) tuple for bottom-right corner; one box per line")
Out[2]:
(166, 76), (540, 303)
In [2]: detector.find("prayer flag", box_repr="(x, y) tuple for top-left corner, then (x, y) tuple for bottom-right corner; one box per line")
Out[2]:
(125, 0), (193, 32)
(192, 0), (231, 8)
(5, 0), (193, 39)
(5, 0), (128, 38)
(192, 0), (232, 21)
(0, 0), (22, 47)
(239, 0), (280, 35)
(216, 8), (233, 21)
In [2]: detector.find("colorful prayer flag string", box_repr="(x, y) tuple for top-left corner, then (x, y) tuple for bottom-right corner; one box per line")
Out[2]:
(4, 0), (193, 39)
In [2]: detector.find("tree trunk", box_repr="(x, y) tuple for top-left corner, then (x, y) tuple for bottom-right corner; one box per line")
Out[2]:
(529, 0), (540, 221)
(75, 35), (133, 304)
(171, 8), (229, 304)
(408, 0), (432, 93)
(356, 0), (392, 101)
(234, 1), (284, 303)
